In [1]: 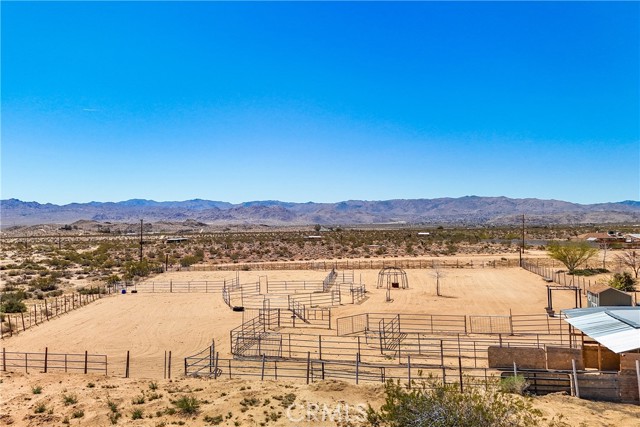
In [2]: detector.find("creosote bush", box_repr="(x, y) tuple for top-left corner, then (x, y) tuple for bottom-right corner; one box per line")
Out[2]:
(366, 377), (568, 427)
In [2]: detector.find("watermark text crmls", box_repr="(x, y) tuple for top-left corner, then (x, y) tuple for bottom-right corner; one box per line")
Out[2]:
(286, 402), (368, 423)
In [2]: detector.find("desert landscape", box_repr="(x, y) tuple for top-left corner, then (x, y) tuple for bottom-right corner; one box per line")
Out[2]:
(2, 247), (640, 426)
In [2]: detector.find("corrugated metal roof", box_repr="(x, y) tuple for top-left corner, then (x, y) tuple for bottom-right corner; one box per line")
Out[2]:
(563, 307), (640, 353)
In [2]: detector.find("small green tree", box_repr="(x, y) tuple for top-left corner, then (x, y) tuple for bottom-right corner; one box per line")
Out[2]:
(616, 250), (640, 278)
(609, 272), (636, 292)
(546, 241), (598, 273)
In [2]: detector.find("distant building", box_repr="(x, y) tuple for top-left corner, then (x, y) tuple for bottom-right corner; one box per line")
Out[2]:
(580, 232), (625, 245)
(586, 284), (633, 307)
(166, 237), (189, 244)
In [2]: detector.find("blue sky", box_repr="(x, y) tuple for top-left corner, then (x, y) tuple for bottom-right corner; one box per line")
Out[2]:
(2, 1), (638, 205)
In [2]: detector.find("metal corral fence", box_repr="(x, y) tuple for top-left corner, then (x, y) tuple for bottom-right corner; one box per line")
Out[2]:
(178, 258), (523, 272)
(222, 281), (260, 308)
(186, 344), (578, 397)
(521, 259), (610, 296)
(336, 312), (568, 337)
(1, 347), (108, 375)
(1, 291), (104, 339)
(134, 280), (226, 293)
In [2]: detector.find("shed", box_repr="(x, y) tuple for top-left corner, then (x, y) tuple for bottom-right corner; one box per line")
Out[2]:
(586, 284), (633, 308)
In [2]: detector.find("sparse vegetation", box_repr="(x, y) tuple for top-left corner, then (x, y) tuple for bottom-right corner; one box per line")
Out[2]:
(173, 395), (200, 415)
(547, 241), (598, 273)
(366, 378), (567, 427)
(609, 272), (636, 292)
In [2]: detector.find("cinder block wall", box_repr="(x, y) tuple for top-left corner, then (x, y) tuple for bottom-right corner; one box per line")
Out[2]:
(487, 346), (545, 369)
(546, 346), (583, 370)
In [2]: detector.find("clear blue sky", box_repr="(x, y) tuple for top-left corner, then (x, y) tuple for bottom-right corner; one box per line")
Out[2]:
(2, 1), (638, 205)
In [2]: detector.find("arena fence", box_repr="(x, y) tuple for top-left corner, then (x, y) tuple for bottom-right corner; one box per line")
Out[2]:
(1, 291), (105, 339)
(521, 259), (597, 294)
(177, 257), (523, 272)
(185, 343), (581, 398)
(1, 347), (108, 375)
(336, 312), (568, 337)
(134, 280), (226, 293)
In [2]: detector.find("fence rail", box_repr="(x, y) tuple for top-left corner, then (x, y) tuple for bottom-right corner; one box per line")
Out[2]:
(176, 258), (523, 272)
(1, 291), (104, 339)
(134, 280), (226, 293)
(1, 348), (107, 374)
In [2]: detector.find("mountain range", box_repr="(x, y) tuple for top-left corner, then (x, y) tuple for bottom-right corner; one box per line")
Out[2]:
(1, 197), (640, 228)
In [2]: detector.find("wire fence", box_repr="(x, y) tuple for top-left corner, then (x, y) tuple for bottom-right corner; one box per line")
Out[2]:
(1, 291), (105, 339)
(177, 258), (524, 272)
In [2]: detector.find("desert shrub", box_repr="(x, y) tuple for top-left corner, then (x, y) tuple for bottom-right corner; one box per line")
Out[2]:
(609, 272), (636, 292)
(62, 393), (78, 405)
(29, 276), (58, 292)
(366, 378), (566, 427)
(570, 268), (609, 276)
(132, 395), (145, 405)
(203, 414), (224, 425)
(174, 395), (200, 415)
(0, 292), (27, 313)
(77, 286), (104, 295)
(131, 408), (144, 419)
(499, 375), (529, 395)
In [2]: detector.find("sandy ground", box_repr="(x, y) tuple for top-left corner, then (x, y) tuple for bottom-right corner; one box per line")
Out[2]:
(1, 372), (639, 427)
(4, 263), (632, 426)
(1, 267), (581, 378)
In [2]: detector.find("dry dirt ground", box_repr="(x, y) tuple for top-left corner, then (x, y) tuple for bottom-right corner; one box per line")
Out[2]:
(2, 267), (581, 377)
(1, 372), (640, 427)
(1, 262), (637, 426)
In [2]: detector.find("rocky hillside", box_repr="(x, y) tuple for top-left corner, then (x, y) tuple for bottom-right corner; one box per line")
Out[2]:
(2, 196), (639, 227)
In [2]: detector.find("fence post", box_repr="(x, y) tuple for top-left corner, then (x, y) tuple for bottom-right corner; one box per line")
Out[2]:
(125, 351), (130, 378)
(261, 354), (266, 381)
(25, 352), (28, 373)
(21, 312), (26, 331)
(356, 353), (360, 385)
(2, 348), (5, 372)
(84, 350), (88, 374)
(214, 352), (219, 379)
(164, 351), (167, 379)
(458, 356), (464, 393)
(7, 315), (12, 337)
(168, 351), (172, 379)
(572, 359), (580, 398)
(407, 355), (412, 389)
(306, 352), (311, 385)
(44, 347), (48, 373)
(635, 360), (640, 403)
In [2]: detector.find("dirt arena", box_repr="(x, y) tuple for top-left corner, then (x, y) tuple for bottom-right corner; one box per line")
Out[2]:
(1, 266), (580, 378)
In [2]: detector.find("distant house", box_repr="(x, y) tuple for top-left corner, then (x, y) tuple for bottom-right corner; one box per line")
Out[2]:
(586, 284), (633, 307)
(166, 237), (189, 244)
(625, 234), (640, 243)
(580, 232), (625, 245)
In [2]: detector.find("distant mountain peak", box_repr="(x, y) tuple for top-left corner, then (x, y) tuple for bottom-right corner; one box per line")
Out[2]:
(1, 196), (639, 227)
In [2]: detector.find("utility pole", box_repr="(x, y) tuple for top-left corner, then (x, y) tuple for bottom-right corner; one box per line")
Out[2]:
(139, 219), (144, 263)
(520, 214), (525, 267)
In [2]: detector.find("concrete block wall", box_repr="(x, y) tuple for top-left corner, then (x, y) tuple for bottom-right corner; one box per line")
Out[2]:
(546, 346), (583, 370)
(487, 346), (546, 369)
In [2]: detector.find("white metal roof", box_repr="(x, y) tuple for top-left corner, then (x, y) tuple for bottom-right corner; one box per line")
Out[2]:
(563, 307), (640, 353)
